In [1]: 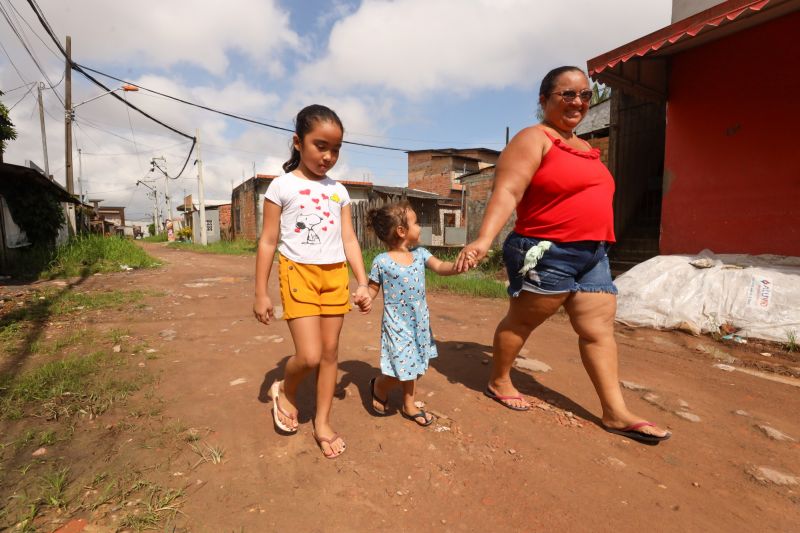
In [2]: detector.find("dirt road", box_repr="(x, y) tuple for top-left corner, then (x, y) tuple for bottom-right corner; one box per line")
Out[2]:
(6, 242), (800, 532)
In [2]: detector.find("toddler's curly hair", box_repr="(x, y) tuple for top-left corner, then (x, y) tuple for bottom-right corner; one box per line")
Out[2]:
(366, 201), (411, 246)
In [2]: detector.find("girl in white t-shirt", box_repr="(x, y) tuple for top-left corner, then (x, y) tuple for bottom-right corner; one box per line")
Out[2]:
(254, 104), (372, 459)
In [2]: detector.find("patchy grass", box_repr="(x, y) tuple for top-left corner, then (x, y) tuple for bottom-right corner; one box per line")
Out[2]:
(43, 235), (160, 279)
(190, 442), (225, 466)
(119, 485), (184, 532)
(0, 349), (147, 420)
(28, 329), (86, 357)
(167, 239), (256, 255)
(40, 467), (70, 508)
(0, 289), (147, 332)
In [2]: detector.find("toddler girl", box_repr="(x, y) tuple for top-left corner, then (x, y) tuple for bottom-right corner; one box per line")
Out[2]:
(365, 202), (460, 427)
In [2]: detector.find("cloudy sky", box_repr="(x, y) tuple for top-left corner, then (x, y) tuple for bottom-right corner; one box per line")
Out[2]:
(1, 0), (671, 224)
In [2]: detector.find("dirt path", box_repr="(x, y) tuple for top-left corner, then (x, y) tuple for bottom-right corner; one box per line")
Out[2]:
(6, 242), (800, 532)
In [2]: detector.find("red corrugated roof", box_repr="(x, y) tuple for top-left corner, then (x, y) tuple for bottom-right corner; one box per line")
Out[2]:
(588, 0), (778, 76)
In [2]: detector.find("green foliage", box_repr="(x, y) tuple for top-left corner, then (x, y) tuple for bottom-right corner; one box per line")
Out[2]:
(43, 235), (159, 278)
(0, 182), (65, 246)
(177, 226), (193, 240)
(147, 223), (156, 236)
(0, 92), (17, 153)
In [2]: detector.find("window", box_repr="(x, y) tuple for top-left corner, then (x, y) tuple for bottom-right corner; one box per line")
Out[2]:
(206, 219), (214, 232)
(443, 213), (456, 227)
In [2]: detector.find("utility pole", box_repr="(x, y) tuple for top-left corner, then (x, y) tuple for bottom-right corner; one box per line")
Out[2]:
(64, 36), (73, 193)
(196, 129), (208, 246)
(137, 180), (160, 235)
(152, 156), (174, 222)
(37, 82), (50, 178)
(64, 36), (75, 233)
(77, 148), (84, 202)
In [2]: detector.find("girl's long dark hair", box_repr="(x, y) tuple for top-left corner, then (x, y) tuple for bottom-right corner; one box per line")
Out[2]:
(282, 104), (345, 173)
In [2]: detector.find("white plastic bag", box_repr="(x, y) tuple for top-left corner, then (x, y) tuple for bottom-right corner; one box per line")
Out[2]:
(615, 250), (800, 342)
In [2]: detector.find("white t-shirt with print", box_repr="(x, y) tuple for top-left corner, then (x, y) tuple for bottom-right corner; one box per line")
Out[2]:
(264, 172), (351, 264)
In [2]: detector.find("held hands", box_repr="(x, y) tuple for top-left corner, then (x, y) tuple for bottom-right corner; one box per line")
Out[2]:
(353, 285), (372, 314)
(253, 294), (275, 325)
(455, 239), (491, 273)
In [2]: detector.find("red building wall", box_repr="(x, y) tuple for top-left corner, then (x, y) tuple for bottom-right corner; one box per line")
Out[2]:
(661, 12), (800, 256)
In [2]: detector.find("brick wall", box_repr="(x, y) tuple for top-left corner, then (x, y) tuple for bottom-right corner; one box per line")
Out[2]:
(232, 179), (258, 240)
(462, 167), (516, 246)
(218, 204), (232, 240)
(408, 150), (498, 198)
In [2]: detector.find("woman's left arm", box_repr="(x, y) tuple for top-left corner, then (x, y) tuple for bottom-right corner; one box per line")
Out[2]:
(341, 204), (372, 313)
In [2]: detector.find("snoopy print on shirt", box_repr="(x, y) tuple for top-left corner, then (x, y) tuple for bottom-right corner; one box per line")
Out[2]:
(265, 174), (351, 265)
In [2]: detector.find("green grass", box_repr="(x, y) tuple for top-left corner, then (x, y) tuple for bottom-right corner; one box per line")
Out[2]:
(362, 247), (507, 299)
(166, 239), (256, 255)
(785, 330), (799, 353)
(0, 349), (145, 420)
(142, 233), (168, 243)
(40, 467), (70, 508)
(43, 235), (160, 279)
(425, 271), (507, 298)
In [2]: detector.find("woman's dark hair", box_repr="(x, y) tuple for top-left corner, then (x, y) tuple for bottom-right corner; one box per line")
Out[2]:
(282, 104), (345, 173)
(539, 66), (585, 99)
(367, 201), (410, 246)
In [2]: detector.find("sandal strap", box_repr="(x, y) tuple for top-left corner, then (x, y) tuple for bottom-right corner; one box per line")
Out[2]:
(622, 421), (655, 431)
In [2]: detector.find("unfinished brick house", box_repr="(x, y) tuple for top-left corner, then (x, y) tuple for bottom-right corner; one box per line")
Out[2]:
(231, 174), (372, 240)
(407, 148), (500, 203)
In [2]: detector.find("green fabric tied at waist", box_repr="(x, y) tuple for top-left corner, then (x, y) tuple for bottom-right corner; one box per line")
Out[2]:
(518, 240), (552, 276)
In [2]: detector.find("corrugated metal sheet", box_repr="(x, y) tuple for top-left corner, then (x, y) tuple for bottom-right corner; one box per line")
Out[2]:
(588, 0), (776, 76)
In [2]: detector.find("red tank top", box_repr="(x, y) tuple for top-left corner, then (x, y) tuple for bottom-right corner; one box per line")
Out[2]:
(513, 131), (616, 243)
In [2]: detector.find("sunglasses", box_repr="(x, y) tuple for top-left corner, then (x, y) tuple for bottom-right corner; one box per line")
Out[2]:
(551, 90), (593, 103)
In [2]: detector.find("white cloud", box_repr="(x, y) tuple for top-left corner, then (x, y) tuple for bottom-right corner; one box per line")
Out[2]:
(41, 0), (300, 76)
(296, 0), (671, 97)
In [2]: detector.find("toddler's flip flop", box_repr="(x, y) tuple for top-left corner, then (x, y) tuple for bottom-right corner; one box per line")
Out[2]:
(603, 421), (671, 444)
(369, 377), (390, 416)
(484, 386), (530, 411)
(401, 408), (434, 427)
(269, 381), (297, 435)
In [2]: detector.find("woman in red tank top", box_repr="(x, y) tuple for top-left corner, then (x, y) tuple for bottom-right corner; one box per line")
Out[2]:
(456, 67), (670, 444)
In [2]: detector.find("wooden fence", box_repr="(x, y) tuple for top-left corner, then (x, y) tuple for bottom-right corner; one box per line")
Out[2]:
(350, 198), (387, 250)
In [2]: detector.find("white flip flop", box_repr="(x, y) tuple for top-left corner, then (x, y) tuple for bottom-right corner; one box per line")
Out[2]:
(269, 381), (297, 434)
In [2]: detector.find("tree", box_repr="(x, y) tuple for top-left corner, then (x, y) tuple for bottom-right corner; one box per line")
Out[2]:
(0, 91), (18, 162)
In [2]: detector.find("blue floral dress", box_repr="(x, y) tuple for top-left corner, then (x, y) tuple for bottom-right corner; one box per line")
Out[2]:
(369, 247), (437, 381)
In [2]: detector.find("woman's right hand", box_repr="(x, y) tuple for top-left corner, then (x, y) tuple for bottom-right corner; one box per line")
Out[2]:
(456, 238), (492, 273)
(253, 294), (275, 325)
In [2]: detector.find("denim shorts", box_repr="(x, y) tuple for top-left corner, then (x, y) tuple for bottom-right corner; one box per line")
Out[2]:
(503, 232), (618, 297)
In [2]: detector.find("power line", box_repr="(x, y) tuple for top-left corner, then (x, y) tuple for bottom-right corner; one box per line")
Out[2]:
(75, 63), (411, 153)
(0, 37), (30, 84)
(0, 0), (63, 105)
(24, 0), (196, 178)
(1, 80), (35, 94)
(7, 79), (35, 109)
(5, 0), (63, 61)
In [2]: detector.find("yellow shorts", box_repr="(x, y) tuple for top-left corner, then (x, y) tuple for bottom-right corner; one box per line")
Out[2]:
(278, 255), (352, 320)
